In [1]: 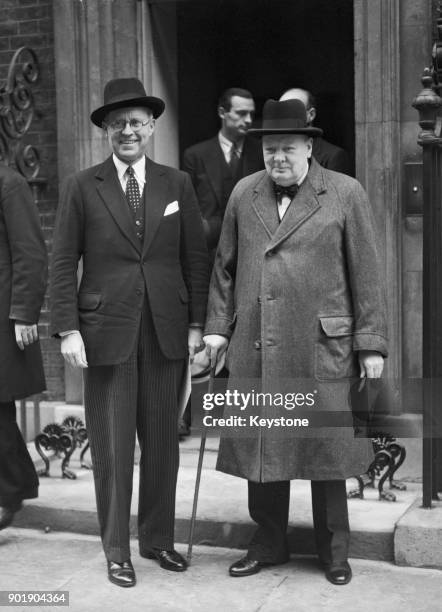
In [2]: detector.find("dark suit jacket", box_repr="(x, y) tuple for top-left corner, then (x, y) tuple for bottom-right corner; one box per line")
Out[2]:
(313, 137), (351, 175)
(50, 156), (209, 366)
(183, 136), (264, 251)
(0, 165), (47, 401)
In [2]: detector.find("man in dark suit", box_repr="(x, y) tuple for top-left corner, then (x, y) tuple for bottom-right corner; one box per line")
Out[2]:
(183, 88), (264, 259)
(280, 88), (350, 174)
(50, 78), (209, 587)
(0, 164), (47, 530)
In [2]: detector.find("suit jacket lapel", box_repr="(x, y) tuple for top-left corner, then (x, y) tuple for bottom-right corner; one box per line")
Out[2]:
(95, 156), (141, 253)
(143, 157), (168, 255)
(203, 137), (225, 207)
(266, 159), (325, 252)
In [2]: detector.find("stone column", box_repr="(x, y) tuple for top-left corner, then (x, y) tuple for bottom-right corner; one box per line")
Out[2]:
(354, 0), (402, 387)
(52, 0), (140, 402)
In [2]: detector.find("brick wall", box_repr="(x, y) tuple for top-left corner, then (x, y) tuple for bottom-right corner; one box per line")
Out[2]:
(0, 0), (64, 400)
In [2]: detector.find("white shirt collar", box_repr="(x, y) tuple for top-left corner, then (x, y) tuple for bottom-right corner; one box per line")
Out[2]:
(218, 131), (244, 155)
(112, 154), (146, 184)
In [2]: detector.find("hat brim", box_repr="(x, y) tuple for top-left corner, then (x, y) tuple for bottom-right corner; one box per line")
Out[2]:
(248, 127), (323, 137)
(91, 96), (165, 127)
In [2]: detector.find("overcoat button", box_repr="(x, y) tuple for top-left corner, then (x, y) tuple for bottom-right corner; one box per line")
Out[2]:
(257, 296), (261, 303)
(254, 340), (261, 350)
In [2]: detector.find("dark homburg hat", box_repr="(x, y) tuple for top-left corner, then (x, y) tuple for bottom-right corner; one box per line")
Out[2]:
(90, 77), (165, 127)
(248, 99), (323, 137)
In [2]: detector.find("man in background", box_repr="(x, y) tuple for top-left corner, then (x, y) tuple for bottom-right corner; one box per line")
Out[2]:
(183, 87), (264, 261)
(280, 87), (350, 174)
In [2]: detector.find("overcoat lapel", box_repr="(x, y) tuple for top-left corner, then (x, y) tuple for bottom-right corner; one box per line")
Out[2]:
(265, 159), (325, 252)
(251, 173), (280, 238)
(143, 157), (168, 255)
(95, 157), (141, 253)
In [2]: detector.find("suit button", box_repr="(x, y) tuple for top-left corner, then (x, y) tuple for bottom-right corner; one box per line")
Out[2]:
(254, 340), (261, 350)
(135, 220), (141, 226)
(257, 296), (261, 304)
(136, 288), (143, 295)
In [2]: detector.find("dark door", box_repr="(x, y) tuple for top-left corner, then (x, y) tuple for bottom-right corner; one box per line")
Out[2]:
(177, 0), (354, 172)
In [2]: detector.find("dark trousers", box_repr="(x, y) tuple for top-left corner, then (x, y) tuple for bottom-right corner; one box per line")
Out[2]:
(248, 480), (350, 566)
(0, 401), (38, 507)
(84, 299), (185, 563)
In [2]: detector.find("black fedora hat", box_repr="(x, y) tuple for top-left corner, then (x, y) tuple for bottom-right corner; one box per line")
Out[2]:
(248, 99), (323, 137)
(90, 77), (165, 127)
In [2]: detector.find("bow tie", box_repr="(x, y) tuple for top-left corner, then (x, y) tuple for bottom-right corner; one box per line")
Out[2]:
(273, 183), (298, 199)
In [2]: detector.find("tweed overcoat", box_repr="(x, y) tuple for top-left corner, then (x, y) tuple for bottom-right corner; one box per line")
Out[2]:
(0, 165), (47, 401)
(204, 159), (388, 482)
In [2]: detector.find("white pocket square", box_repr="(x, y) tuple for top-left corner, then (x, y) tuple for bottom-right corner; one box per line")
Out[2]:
(164, 200), (179, 216)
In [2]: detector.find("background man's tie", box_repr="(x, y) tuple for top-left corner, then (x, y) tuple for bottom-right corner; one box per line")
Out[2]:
(229, 142), (241, 174)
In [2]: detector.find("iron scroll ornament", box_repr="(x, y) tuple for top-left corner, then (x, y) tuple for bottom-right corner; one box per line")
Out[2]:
(0, 46), (41, 178)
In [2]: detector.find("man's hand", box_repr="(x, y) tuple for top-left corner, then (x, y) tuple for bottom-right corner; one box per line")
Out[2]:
(61, 331), (88, 368)
(188, 328), (204, 364)
(358, 350), (384, 390)
(203, 334), (229, 367)
(14, 321), (38, 350)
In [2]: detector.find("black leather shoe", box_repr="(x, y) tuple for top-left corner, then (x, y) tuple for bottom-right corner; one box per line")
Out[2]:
(141, 549), (188, 572)
(0, 502), (22, 531)
(229, 555), (268, 577)
(325, 561), (352, 585)
(107, 559), (136, 587)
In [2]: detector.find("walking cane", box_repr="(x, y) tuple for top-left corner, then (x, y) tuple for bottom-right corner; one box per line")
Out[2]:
(187, 357), (217, 564)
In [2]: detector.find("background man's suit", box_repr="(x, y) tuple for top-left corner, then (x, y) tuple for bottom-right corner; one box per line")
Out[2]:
(183, 135), (264, 254)
(313, 136), (350, 174)
(51, 155), (208, 562)
(0, 164), (47, 513)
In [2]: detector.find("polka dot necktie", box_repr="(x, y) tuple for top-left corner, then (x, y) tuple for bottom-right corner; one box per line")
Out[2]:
(125, 166), (141, 214)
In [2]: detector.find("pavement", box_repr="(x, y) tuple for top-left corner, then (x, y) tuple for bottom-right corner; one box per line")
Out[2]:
(2, 424), (442, 611)
(14, 431), (423, 562)
(0, 528), (441, 612)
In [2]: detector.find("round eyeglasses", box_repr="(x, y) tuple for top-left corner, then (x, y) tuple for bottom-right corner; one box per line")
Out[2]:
(105, 119), (152, 132)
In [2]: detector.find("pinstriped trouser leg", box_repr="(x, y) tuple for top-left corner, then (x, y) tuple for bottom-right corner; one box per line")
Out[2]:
(84, 298), (185, 563)
(136, 299), (184, 553)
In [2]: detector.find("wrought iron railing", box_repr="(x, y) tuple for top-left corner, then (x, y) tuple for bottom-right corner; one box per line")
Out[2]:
(413, 3), (442, 508)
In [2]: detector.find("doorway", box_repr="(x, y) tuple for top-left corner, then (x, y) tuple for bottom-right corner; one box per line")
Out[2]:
(176, 0), (354, 172)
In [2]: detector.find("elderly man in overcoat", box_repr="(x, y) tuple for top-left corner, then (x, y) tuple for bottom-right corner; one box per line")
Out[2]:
(0, 164), (47, 529)
(50, 78), (209, 587)
(204, 99), (387, 585)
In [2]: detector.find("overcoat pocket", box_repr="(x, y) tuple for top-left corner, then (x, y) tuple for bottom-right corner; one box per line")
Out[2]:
(315, 315), (357, 380)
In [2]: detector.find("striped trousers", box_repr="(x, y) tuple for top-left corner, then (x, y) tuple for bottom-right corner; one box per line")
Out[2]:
(84, 297), (185, 562)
